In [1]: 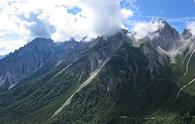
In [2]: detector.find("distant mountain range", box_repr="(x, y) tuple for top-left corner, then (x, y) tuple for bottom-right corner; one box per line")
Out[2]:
(0, 20), (195, 124)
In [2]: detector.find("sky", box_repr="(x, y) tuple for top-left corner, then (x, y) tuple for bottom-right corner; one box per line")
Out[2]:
(132, 0), (195, 32)
(0, 0), (195, 55)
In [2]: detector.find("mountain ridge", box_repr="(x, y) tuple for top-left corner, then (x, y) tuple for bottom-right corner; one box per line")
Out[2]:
(0, 21), (195, 124)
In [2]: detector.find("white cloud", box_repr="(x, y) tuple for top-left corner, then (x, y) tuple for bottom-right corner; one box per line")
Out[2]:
(131, 20), (165, 40)
(0, 0), (135, 55)
(0, 39), (26, 55)
(121, 9), (134, 18)
(187, 21), (195, 36)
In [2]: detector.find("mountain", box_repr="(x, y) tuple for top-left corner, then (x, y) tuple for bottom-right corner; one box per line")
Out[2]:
(154, 20), (180, 51)
(0, 22), (195, 124)
(182, 29), (193, 40)
(136, 20), (181, 74)
(0, 38), (89, 91)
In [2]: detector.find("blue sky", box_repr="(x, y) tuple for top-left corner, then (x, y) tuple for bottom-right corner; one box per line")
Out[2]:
(129, 0), (195, 32)
(67, 0), (195, 32)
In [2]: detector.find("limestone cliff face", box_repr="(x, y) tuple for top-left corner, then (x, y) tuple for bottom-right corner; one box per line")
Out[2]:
(0, 38), (89, 90)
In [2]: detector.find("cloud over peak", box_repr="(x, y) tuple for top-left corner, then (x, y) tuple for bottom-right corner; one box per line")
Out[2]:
(0, 0), (135, 55)
(187, 21), (195, 37)
(0, 0), (134, 40)
(131, 19), (165, 40)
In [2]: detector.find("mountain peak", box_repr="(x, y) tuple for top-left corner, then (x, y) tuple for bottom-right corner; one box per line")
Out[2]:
(31, 38), (53, 44)
(182, 29), (193, 39)
(154, 18), (167, 24)
(150, 20), (180, 51)
(26, 38), (54, 50)
(157, 20), (179, 39)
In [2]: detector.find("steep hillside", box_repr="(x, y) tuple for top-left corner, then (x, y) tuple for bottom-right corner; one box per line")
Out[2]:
(0, 28), (195, 124)
(49, 42), (195, 124)
(0, 31), (129, 124)
(0, 38), (89, 91)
